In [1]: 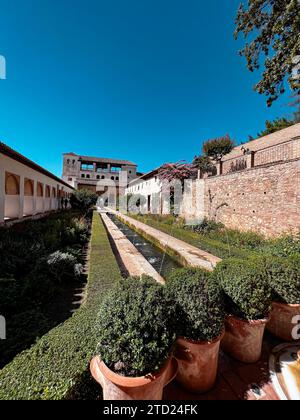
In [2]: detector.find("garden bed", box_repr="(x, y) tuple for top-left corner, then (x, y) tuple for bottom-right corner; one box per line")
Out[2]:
(128, 214), (300, 260)
(0, 210), (91, 368)
(0, 212), (121, 400)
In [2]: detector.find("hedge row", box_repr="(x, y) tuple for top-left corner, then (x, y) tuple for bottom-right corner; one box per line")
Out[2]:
(0, 212), (122, 400)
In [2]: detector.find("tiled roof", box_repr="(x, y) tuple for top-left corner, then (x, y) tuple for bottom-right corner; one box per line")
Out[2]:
(63, 152), (137, 166)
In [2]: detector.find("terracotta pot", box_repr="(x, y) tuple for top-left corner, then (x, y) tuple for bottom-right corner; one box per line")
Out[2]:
(175, 332), (224, 394)
(90, 356), (178, 400)
(267, 302), (300, 342)
(221, 315), (269, 363)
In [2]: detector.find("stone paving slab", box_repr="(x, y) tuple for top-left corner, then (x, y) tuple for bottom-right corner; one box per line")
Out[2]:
(114, 211), (221, 271)
(101, 213), (165, 284)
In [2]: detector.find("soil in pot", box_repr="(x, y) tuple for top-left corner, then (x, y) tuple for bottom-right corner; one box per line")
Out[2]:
(90, 356), (178, 400)
(267, 302), (300, 342)
(221, 315), (269, 363)
(175, 332), (224, 394)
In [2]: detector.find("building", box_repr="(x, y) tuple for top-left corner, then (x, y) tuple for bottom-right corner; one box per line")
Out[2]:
(0, 142), (74, 225)
(125, 123), (300, 237)
(126, 168), (161, 213)
(62, 152), (138, 195)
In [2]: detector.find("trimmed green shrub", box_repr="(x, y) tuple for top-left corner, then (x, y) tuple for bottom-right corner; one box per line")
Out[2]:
(166, 268), (225, 341)
(265, 256), (300, 304)
(215, 258), (272, 320)
(97, 276), (176, 377)
(0, 212), (121, 400)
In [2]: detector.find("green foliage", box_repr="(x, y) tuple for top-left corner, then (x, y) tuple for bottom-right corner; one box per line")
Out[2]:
(235, 1), (300, 106)
(202, 135), (235, 162)
(97, 276), (175, 377)
(0, 210), (91, 368)
(185, 218), (224, 235)
(259, 234), (300, 257)
(46, 251), (82, 283)
(70, 189), (98, 210)
(257, 118), (294, 137)
(166, 268), (224, 341)
(264, 256), (300, 304)
(215, 258), (272, 320)
(0, 212), (121, 400)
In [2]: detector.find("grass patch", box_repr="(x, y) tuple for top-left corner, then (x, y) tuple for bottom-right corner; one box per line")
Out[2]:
(0, 212), (121, 400)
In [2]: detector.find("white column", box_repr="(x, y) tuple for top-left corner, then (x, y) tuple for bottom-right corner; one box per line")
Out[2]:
(33, 180), (37, 215)
(19, 175), (24, 219)
(0, 166), (5, 223)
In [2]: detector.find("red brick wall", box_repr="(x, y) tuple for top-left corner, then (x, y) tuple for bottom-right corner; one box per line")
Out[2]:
(204, 159), (300, 237)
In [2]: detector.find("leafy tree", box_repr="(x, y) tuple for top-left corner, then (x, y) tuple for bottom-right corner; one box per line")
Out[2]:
(193, 135), (235, 176)
(70, 189), (98, 210)
(202, 135), (235, 161)
(235, 0), (300, 106)
(257, 117), (294, 137)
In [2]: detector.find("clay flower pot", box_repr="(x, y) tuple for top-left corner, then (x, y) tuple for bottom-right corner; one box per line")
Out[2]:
(175, 331), (224, 394)
(267, 302), (300, 342)
(221, 315), (269, 363)
(90, 356), (178, 400)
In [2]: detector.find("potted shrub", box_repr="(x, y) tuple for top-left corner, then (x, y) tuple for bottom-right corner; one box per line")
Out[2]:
(166, 268), (225, 393)
(265, 256), (300, 341)
(215, 258), (272, 363)
(90, 276), (177, 400)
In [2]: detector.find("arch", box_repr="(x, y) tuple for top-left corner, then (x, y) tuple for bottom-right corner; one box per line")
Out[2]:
(45, 185), (51, 198)
(5, 172), (20, 195)
(37, 182), (44, 197)
(24, 178), (34, 196)
(52, 187), (56, 198)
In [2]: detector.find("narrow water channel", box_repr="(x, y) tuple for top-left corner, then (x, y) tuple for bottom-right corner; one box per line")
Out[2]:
(108, 213), (182, 278)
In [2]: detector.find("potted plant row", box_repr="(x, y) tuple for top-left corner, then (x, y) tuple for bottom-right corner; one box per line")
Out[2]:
(264, 255), (300, 341)
(166, 267), (225, 393)
(90, 276), (178, 400)
(215, 258), (272, 363)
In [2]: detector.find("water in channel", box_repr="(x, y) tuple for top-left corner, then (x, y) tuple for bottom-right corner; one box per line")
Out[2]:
(108, 213), (182, 279)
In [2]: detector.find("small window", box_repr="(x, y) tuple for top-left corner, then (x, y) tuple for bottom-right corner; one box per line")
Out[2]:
(116, 177), (119, 181)
(81, 174), (85, 178)
(111, 176), (114, 180)
(72, 160), (75, 165)
(96, 175), (100, 180)
(68, 177), (72, 181)
(81, 163), (94, 171)
(101, 175), (105, 180)
(86, 174), (90, 179)
(67, 159), (70, 165)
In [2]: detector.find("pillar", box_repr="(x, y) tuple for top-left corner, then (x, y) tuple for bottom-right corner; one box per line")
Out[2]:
(33, 180), (37, 215)
(0, 166), (5, 223)
(19, 175), (24, 219)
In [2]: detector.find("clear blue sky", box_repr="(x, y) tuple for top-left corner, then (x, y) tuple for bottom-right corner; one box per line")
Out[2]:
(0, 0), (295, 176)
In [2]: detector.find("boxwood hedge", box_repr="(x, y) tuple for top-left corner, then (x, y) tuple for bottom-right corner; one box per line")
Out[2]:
(0, 212), (121, 400)
(265, 255), (300, 304)
(166, 268), (225, 341)
(215, 258), (272, 320)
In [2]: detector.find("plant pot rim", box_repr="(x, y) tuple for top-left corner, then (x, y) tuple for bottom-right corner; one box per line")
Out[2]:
(225, 314), (270, 325)
(91, 355), (175, 388)
(272, 301), (300, 308)
(178, 329), (225, 346)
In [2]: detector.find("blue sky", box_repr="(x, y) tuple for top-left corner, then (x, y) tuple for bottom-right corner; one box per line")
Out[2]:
(0, 0), (295, 176)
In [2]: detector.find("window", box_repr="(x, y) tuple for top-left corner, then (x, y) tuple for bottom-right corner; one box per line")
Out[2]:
(116, 177), (119, 181)
(72, 160), (75, 165)
(96, 164), (109, 172)
(96, 175), (100, 180)
(111, 166), (121, 172)
(81, 163), (94, 171)
(68, 177), (72, 182)
(86, 174), (90, 179)
(67, 159), (70, 165)
(111, 176), (114, 180)
(81, 174), (85, 178)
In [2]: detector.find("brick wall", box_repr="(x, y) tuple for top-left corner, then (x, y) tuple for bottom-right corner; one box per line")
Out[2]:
(203, 159), (300, 237)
